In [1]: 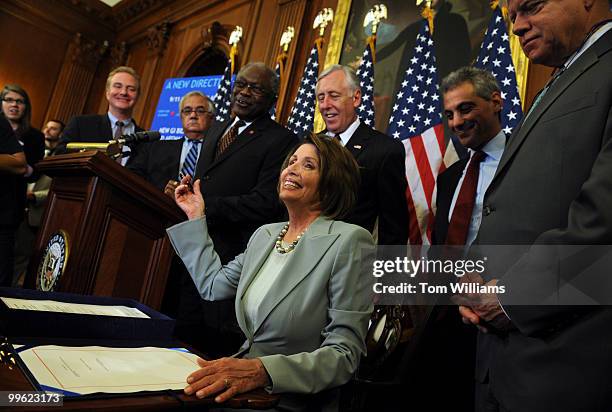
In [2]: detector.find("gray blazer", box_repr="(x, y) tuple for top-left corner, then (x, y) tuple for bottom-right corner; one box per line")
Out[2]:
(473, 29), (612, 411)
(166, 216), (374, 402)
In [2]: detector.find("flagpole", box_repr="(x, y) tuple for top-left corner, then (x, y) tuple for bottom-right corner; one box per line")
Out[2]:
(287, 8), (333, 135)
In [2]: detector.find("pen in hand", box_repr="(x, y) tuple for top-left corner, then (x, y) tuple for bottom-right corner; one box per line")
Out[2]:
(178, 172), (194, 193)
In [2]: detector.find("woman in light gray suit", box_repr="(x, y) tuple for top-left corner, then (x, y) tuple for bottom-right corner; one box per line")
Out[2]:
(166, 134), (375, 410)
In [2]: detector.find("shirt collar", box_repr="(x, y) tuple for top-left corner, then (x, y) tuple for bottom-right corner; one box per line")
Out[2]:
(564, 21), (612, 70)
(229, 116), (253, 131)
(468, 129), (506, 162)
(326, 117), (361, 146)
(184, 137), (204, 144)
(107, 111), (132, 127)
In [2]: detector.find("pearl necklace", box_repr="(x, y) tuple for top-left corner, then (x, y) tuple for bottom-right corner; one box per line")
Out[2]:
(275, 223), (306, 254)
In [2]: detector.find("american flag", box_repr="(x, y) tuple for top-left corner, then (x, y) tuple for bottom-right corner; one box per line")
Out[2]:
(356, 40), (376, 127)
(286, 45), (319, 135)
(387, 21), (448, 245)
(475, 6), (523, 135)
(270, 62), (281, 120)
(214, 59), (233, 122)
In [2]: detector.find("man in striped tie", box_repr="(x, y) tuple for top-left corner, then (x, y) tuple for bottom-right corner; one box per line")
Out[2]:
(127, 91), (213, 192)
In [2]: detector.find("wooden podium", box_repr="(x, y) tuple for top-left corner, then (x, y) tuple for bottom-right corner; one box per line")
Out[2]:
(24, 151), (185, 310)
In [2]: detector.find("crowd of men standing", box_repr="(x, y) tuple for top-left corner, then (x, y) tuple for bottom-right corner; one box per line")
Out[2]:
(0, 0), (610, 409)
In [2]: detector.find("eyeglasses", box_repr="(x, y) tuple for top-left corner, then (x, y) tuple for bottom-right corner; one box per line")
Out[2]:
(2, 98), (25, 105)
(234, 80), (268, 97)
(181, 108), (212, 116)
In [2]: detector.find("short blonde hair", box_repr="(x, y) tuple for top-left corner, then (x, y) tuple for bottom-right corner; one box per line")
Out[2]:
(106, 66), (140, 92)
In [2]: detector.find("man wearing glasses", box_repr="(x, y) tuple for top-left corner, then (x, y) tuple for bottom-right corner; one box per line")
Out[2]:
(127, 91), (214, 193)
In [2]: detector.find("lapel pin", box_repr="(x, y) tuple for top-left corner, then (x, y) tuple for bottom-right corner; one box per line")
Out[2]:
(353, 145), (362, 149)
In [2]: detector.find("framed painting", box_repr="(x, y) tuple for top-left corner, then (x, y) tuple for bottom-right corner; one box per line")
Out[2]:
(322, 0), (528, 132)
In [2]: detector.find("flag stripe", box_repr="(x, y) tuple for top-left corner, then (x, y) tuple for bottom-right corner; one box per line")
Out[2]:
(387, 21), (447, 245)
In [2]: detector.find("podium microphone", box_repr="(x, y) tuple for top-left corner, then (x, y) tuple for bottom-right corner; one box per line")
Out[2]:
(112, 130), (161, 146)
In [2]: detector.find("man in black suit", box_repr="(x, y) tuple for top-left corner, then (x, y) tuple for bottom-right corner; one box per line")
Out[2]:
(188, 62), (298, 356)
(127, 91), (214, 191)
(424, 67), (504, 412)
(454, 1), (612, 411)
(433, 67), (504, 246)
(60, 66), (143, 163)
(315, 64), (408, 245)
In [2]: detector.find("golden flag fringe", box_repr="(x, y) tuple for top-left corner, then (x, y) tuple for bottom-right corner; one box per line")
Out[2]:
(491, 0), (509, 21)
(276, 26), (295, 80)
(417, 0), (435, 34)
(363, 3), (386, 63)
(367, 35), (377, 63)
(229, 26), (243, 75)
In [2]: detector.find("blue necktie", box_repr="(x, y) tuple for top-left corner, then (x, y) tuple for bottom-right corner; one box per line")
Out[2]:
(180, 139), (202, 178)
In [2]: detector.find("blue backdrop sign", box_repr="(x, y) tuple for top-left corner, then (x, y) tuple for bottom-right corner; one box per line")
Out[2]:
(151, 75), (224, 140)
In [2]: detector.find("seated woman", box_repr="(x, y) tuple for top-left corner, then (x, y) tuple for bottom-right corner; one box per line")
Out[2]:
(167, 134), (374, 410)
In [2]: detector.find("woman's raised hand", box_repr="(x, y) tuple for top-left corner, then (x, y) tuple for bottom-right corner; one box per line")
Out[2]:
(174, 174), (206, 220)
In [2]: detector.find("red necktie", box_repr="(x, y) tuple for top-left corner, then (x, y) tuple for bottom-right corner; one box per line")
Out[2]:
(445, 151), (486, 245)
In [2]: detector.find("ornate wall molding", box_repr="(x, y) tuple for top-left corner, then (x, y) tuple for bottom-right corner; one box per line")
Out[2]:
(146, 20), (172, 56)
(201, 21), (233, 55)
(110, 41), (129, 68)
(114, 0), (169, 26)
(69, 33), (110, 69)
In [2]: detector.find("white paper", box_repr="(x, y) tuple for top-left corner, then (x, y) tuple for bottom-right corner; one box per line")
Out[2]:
(1, 297), (150, 319)
(18, 346), (200, 395)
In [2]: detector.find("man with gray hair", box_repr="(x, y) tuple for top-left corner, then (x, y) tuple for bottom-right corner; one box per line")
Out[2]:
(433, 66), (504, 246)
(453, 1), (612, 410)
(316, 64), (408, 245)
(127, 90), (214, 192)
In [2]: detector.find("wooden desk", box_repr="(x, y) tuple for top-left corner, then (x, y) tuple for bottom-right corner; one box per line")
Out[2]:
(0, 350), (278, 411)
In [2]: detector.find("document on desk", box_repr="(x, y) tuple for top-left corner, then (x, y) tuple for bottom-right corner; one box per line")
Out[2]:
(0, 297), (150, 318)
(17, 346), (199, 395)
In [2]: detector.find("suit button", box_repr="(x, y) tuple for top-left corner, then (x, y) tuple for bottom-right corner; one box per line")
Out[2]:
(483, 205), (492, 216)
(203, 176), (210, 181)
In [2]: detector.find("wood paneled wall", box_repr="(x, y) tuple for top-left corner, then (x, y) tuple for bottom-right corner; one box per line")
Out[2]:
(1, 0), (549, 131)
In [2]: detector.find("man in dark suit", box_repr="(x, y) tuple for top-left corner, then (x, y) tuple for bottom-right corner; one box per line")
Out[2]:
(433, 67), (504, 246)
(454, 1), (612, 411)
(315, 65), (409, 245)
(127, 91), (214, 191)
(423, 67), (504, 412)
(60, 66), (143, 163)
(189, 62), (298, 356)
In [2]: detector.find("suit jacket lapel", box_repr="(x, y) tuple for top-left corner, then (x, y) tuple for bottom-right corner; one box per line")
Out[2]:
(436, 159), (467, 241)
(169, 138), (185, 178)
(491, 39), (602, 188)
(249, 217), (338, 337)
(345, 123), (371, 160)
(196, 119), (228, 177)
(200, 117), (271, 175)
(101, 114), (113, 141)
(212, 117), (270, 165)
